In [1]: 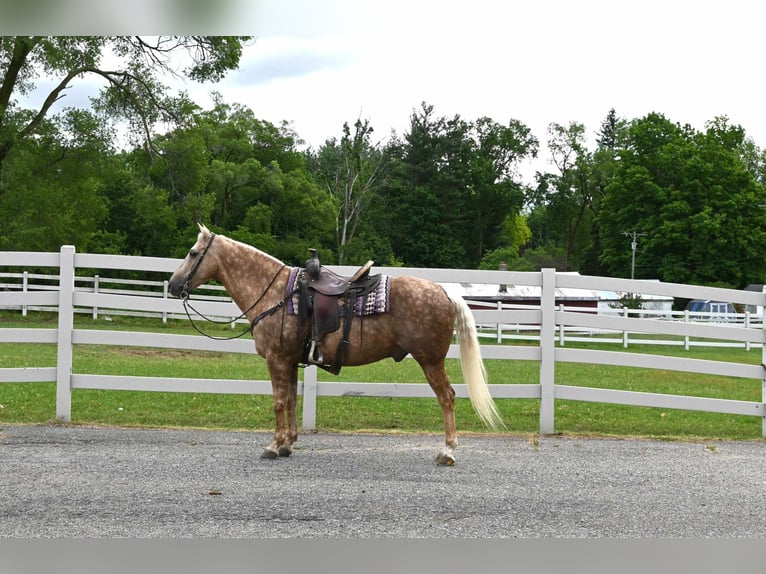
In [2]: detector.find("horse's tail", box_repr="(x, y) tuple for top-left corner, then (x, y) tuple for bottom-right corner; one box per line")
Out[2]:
(450, 294), (505, 430)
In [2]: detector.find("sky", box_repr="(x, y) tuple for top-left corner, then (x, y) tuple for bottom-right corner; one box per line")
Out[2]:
(179, 0), (766, 183)
(11, 0), (766, 184)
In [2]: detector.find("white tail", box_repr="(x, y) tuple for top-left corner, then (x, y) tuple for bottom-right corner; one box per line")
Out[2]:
(451, 295), (505, 430)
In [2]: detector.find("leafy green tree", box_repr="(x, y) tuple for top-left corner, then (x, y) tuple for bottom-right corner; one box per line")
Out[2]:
(468, 116), (536, 261)
(581, 109), (631, 275)
(0, 36), (249, 170)
(380, 103), (536, 268)
(377, 108), (467, 267)
(150, 122), (214, 228)
(125, 96), (323, 260)
(97, 156), (180, 257)
(0, 107), (112, 251)
(599, 113), (766, 287)
(195, 100), (306, 232)
(527, 122), (596, 270)
(0, 36), (249, 252)
(479, 213), (532, 269)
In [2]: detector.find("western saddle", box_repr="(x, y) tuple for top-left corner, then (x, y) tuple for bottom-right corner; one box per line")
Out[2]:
(297, 248), (379, 374)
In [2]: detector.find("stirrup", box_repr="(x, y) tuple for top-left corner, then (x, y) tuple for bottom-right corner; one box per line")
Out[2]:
(308, 340), (323, 365)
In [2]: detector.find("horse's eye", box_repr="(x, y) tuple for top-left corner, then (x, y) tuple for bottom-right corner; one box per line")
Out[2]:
(189, 250), (199, 258)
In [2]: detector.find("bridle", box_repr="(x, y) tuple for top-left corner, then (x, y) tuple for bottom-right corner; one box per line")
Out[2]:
(178, 232), (296, 341)
(179, 232), (217, 301)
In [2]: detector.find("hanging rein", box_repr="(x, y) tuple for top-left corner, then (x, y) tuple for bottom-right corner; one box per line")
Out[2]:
(178, 232), (296, 341)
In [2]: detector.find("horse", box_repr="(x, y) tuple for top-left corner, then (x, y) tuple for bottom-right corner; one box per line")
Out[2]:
(168, 224), (503, 465)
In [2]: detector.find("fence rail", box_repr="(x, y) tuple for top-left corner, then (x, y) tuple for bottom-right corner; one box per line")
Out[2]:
(4, 269), (765, 348)
(1, 246), (765, 436)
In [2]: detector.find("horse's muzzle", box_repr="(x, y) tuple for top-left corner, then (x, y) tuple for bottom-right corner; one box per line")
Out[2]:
(168, 276), (187, 299)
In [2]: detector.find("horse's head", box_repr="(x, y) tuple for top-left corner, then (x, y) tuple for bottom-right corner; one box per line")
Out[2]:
(168, 223), (219, 299)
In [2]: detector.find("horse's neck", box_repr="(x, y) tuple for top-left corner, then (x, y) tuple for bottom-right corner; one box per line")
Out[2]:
(217, 239), (286, 313)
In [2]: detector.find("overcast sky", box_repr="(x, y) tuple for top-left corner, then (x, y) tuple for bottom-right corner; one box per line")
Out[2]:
(170, 0), (766, 183)
(15, 0), (766, 184)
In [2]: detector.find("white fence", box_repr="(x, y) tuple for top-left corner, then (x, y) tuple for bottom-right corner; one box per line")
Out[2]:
(5, 270), (765, 350)
(468, 299), (765, 350)
(1, 246), (765, 436)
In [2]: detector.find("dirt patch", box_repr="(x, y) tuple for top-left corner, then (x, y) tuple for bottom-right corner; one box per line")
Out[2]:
(104, 347), (226, 360)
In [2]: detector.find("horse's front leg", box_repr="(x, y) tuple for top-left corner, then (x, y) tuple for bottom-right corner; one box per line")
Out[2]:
(280, 363), (300, 457)
(261, 357), (292, 459)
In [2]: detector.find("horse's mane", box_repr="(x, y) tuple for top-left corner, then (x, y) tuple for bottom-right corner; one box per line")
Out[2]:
(197, 223), (284, 267)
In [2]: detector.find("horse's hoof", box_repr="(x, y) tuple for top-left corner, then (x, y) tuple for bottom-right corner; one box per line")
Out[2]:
(434, 453), (455, 466)
(260, 448), (279, 460)
(278, 446), (293, 457)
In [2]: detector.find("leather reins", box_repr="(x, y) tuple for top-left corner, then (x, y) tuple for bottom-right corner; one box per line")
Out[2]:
(178, 232), (295, 340)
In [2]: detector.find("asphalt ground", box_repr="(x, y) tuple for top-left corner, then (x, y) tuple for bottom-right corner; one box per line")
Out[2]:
(1, 423), (765, 538)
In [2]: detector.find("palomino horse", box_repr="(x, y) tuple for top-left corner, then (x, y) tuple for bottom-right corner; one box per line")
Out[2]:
(168, 224), (503, 464)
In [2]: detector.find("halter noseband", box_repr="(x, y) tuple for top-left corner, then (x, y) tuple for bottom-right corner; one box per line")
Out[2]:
(180, 232), (216, 300)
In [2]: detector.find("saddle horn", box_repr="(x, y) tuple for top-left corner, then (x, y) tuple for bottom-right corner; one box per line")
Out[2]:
(305, 248), (321, 280)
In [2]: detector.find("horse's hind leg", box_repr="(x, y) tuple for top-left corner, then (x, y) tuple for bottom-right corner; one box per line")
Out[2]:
(419, 361), (458, 465)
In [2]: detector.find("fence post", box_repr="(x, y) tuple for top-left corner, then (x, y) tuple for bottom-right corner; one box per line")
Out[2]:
(684, 310), (690, 351)
(558, 304), (565, 346)
(761, 312), (766, 438)
(22, 270), (28, 316)
(162, 280), (169, 324)
(301, 365), (318, 430)
(496, 300), (502, 343)
(762, 378), (766, 439)
(56, 245), (75, 422)
(623, 307), (629, 348)
(539, 268), (556, 434)
(92, 275), (99, 320)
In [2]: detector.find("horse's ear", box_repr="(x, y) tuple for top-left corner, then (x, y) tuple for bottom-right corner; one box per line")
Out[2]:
(197, 222), (209, 235)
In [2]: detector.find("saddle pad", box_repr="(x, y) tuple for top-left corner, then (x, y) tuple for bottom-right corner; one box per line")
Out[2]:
(285, 267), (391, 316)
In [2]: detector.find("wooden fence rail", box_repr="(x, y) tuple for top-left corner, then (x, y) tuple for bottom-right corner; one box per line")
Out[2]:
(1, 246), (765, 436)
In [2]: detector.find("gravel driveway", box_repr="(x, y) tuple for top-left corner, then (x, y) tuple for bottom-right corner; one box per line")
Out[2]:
(1, 424), (764, 538)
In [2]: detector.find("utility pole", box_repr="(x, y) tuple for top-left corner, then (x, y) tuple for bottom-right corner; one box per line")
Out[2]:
(622, 231), (646, 280)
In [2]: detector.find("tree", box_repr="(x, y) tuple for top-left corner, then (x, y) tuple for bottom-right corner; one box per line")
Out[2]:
(582, 109), (631, 275)
(467, 116), (536, 262)
(595, 108), (628, 150)
(377, 105), (468, 267)
(525, 122), (596, 270)
(0, 106), (114, 251)
(599, 113), (766, 287)
(311, 118), (388, 264)
(379, 103), (537, 268)
(478, 213), (532, 270)
(0, 36), (250, 173)
(0, 36), (250, 252)
(98, 94), (327, 259)
(185, 98), (304, 230)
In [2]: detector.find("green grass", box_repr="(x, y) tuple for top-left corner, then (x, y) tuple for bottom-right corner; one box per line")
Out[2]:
(0, 311), (763, 440)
